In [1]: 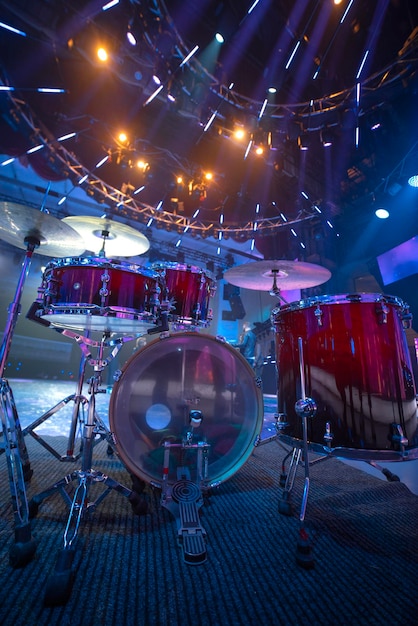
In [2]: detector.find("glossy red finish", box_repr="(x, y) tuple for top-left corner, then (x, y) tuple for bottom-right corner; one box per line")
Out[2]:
(273, 294), (417, 452)
(158, 263), (215, 327)
(36, 257), (159, 332)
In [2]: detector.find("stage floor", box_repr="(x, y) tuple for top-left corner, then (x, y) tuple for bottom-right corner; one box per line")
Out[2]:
(6, 378), (418, 496)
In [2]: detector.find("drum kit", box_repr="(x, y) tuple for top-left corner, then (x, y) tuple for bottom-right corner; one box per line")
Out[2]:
(1, 201), (417, 598)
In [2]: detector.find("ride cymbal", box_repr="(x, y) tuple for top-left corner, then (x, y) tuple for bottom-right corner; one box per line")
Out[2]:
(0, 202), (86, 257)
(62, 215), (149, 257)
(224, 260), (331, 291)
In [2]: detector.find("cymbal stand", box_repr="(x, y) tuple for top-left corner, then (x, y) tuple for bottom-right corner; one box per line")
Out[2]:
(28, 332), (133, 606)
(0, 237), (38, 567)
(269, 270), (288, 304)
(22, 328), (132, 462)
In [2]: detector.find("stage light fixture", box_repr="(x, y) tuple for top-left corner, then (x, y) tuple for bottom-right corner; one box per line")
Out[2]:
(321, 129), (333, 147)
(298, 134), (310, 151)
(97, 47), (109, 62)
(408, 175), (418, 187)
(215, 33), (225, 44)
(234, 127), (245, 140)
(375, 208), (389, 219)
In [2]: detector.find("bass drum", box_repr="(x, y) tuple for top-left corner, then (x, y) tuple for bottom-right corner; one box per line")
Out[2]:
(109, 332), (264, 488)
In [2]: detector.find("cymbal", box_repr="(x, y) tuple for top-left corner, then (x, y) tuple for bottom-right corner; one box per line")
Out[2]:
(0, 201), (86, 257)
(224, 260), (331, 291)
(62, 216), (149, 257)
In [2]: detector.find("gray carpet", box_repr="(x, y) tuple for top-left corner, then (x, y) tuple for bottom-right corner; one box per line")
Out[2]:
(0, 436), (417, 626)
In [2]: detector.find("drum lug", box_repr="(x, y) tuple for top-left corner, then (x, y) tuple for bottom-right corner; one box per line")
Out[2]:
(400, 303), (413, 329)
(375, 300), (390, 324)
(390, 423), (408, 451)
(323, 421), (333, 447)
(314, 305), (323, 327)
(275, 412), (289, 431)
(99, 271), (110, 302)
(112, 369), (122, 382)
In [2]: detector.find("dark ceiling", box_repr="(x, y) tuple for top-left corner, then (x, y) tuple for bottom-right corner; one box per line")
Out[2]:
(0, 0), (417, 266)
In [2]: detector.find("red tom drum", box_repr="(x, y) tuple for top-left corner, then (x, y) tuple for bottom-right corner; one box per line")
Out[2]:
(153, 262), (216, 328)
(33, 257), (159, 333)
(272, 293), (418, 460)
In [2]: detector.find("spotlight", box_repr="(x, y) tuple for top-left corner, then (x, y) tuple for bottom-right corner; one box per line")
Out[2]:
(375, 208), (389, 219)
(97, 47), (108, 62)
(234, 127), (245, 140)
(215, 32), (225, 43)
(126, 28), (137, 46)
(408, 175), (418, 188)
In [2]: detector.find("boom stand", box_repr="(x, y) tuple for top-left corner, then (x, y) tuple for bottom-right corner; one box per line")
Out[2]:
(0, 239), (38, 567)
(28, 334), (133, 606)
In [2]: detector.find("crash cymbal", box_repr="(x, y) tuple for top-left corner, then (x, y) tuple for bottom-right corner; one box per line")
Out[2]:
(0, 201), (86, 257)
(62, 215), (149, 257)
(224, 260), (331, 291)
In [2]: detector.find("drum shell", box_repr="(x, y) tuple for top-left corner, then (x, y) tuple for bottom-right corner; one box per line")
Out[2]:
(154, 263), (215, 327)
(109, 332), (263, 488)
(37, 257), (158, 332)
(273, 294), (418, 455)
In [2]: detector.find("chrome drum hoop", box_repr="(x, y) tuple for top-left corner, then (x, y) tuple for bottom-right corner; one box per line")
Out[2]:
(33, 256), (159, 334)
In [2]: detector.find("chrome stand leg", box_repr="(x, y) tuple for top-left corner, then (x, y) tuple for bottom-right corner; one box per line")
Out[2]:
(293, 336), (317, 569)
(0, 243), (38, 566)
(22, 355), (89, 461)
(28, 336), (133, 606)
(22, 330), (122, 461)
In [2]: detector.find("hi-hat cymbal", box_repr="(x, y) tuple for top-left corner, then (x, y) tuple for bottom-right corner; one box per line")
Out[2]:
(224, 260), (331, 291)
(0, 201), (86, 257)
(62, 216), (149, 257)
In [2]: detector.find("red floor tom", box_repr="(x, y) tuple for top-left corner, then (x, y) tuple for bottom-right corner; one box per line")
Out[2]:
(273, 293), (418, 460)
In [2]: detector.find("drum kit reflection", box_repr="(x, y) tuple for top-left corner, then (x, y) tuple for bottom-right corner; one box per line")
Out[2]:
(1, 203), (417, 600)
